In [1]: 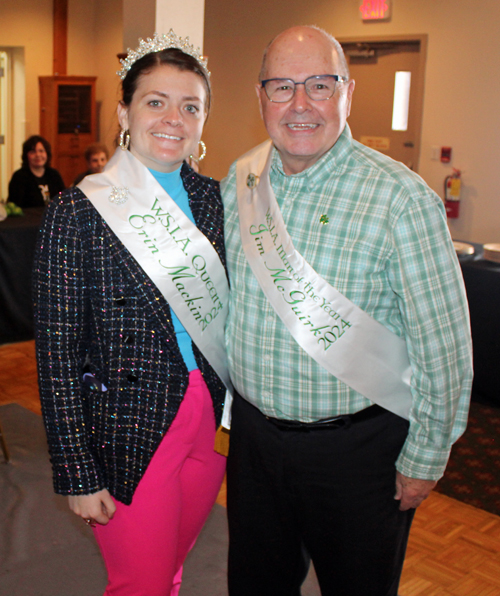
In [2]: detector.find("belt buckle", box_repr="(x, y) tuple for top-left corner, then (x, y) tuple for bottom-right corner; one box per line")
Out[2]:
(308, 415), (351, 431)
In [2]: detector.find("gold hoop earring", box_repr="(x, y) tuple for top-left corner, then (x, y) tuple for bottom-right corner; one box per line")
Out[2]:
(119, 129), (130, 151)
(189, 140), (206, 163)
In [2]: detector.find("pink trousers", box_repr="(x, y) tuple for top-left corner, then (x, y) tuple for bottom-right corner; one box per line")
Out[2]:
(93, 370), (226, 596)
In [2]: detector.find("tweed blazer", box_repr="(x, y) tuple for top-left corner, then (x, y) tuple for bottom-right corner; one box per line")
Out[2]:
(33, 162), (226, 505)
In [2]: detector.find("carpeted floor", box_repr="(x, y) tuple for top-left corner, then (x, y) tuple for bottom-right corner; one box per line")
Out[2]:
(0, 403), (107, 596)
(3, 399), (498, 595)
(434, 400), (500, 517)
(0, 403), (321, 596)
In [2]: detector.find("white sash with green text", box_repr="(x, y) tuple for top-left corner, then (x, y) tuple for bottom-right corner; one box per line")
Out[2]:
(236, 141), (412, 419)
(79, 148), (233, 421)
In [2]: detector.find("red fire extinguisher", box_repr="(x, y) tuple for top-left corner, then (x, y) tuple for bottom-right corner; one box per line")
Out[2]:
(444, 169), (461, 218)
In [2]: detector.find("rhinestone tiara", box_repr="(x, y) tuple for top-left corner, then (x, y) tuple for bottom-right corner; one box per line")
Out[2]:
(117, 29), (210, 80)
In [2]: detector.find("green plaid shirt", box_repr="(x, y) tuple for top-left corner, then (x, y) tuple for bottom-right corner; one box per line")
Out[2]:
(222, 125), (472, 480)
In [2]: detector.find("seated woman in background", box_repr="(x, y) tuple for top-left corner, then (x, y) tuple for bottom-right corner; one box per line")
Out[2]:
(73, 142), (109, 186)
(7, 135), (65, 208)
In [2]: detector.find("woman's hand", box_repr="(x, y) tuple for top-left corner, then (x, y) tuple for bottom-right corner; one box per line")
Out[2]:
(68, 489), (117, 526)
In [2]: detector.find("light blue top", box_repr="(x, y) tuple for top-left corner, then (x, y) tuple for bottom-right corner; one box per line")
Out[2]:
(150, 166), (198, 371)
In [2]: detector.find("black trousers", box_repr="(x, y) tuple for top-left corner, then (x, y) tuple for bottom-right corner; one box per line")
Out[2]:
(227, 393), (414, 596)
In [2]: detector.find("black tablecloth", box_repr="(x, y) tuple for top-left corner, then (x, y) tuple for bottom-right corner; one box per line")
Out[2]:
(1, 213), (498, 405)
(457, 242), (500, 405)
(0, 208), (44, 344)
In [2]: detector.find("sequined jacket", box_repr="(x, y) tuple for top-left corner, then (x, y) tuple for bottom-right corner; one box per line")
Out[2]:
(33, 163), (226, 505)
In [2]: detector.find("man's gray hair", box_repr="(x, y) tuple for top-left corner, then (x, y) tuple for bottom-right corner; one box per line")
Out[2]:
(258, 25), (350, 82)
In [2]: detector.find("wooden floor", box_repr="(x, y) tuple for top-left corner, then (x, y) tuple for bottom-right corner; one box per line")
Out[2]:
(1, 341), (499, 594)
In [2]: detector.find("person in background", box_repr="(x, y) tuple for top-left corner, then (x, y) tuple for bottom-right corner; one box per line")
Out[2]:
(73, 142), (110, 186)
(222, 25), (473, 596)
(33, 30), (228, 596)
(7, 135), (65, 207)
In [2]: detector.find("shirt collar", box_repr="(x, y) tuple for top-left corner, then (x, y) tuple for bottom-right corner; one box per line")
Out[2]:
(270, 124), (353, 180)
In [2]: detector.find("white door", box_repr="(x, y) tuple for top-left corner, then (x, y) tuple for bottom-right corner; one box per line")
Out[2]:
(0, 51), (8, 201)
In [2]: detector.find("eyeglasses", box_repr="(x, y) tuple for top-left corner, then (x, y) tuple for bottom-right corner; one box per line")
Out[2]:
(260, 75), (349, 103)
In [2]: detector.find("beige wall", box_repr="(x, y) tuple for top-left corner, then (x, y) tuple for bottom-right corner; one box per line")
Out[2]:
(1, 0), (498, 242)
(203, 0), (500, 243)
(0, 0), (54, 166)
(68, 0), (123, 154)
(86, 0), (124, 152)
(0, 0), (122, 174)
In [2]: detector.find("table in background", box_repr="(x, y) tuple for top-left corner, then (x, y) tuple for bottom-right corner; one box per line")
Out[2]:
(0, 208), (44, 344)
(457, 242), (500, 406)
(1, 216), (498, 405)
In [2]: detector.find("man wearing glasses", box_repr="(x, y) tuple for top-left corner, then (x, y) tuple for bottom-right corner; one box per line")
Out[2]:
(222, 25), (472, 596)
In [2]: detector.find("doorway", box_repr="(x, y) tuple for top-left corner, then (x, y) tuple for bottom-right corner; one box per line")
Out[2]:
(0, 47), (26, 202)
(0, 51), (9, 201)
(339, 36), (427, 172)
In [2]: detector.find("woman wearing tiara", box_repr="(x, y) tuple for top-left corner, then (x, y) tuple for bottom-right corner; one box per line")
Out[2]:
(33, 31), (229, 596)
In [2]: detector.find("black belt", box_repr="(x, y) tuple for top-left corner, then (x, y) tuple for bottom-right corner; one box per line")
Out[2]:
(264, 404), (386, 431)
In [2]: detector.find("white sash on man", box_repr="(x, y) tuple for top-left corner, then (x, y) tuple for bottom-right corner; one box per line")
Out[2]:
(236, 141), (412, 420)
(79, 149), (233, 417)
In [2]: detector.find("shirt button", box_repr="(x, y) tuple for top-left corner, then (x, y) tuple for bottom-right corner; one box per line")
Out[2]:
(264, 354), (271, 361)
(262, 391), (270, 399)
(267, 315), (274, 323)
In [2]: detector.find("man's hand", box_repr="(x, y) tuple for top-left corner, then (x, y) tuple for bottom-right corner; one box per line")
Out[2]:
(68, 489), (116, 525)
(394, 472), (437, 511)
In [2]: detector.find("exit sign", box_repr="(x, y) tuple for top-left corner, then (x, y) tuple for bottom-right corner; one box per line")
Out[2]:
(360, 0), (392, 21)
